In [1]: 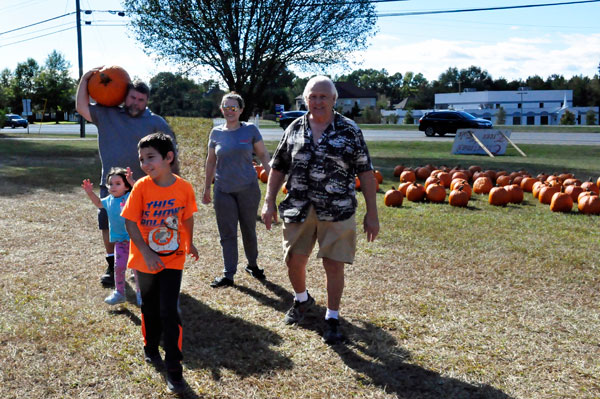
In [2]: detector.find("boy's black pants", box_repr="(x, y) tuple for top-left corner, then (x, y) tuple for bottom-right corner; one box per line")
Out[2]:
(137, 268), (183, 371)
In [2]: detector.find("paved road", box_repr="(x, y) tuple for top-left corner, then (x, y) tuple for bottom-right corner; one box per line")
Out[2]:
(3, 124), (600, 145)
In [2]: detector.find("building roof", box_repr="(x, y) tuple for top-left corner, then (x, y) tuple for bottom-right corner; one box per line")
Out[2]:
(334, 81), (377, 99)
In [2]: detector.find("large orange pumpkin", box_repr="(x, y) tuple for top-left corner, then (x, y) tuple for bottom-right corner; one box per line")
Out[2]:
(398, 181), (412, 196)
(259, 169), (268, 183)
(564, 185), (584, 202)
(449, 185), (470, 207)
(87, 66), (131, 106)
(505, 184), (524, 204)
(374, 170), (384, 184)
(578, 194), (600, 215)
(495, 175), (511, 186)
(489, 187), (510, 206)
(550, 191), (573, 213)
(538, 185), (560, 205)
(400, 170), (416, 183)
(406, 182), (426, 202)
(473, 176), (493, 194)
(425, 183), (446, 203)
(520, 177), (537, 192)
(581, 179), (600, 195)
(384, 187), (404, 207)
(415, 166), (432, 180)
(393, 165), (404, 177)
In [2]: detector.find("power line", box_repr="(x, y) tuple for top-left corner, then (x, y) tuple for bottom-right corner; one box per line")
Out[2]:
(0, 26), (75, 48)
(0, 12), (75, 36)
(376, 0), (600, 17)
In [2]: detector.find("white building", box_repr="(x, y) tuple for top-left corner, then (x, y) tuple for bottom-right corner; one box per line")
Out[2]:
(384, 89), (598, 126)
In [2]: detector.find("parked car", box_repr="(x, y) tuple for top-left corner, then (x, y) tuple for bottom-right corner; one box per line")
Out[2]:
(3, 114), (29, 129)
(418, 110), (492, 137)
(278, 110), (307, 129)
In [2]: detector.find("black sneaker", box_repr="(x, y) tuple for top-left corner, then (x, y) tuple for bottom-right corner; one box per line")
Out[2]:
(100, 268), (114, 287)
(245, 264), (265, 280)
(283, 294), (315, 325)
(322, 318), (345, 345)
(166, 369), (186, 394)
(144, 351), (164, 369)
(210, 276), (234, 288)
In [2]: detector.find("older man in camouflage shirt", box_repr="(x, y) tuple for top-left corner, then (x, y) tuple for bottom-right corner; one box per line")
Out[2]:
(262, 76), (379, 344)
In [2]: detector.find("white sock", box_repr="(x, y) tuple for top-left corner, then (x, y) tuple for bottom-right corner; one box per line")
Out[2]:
(107, 253), (114, 257)
(325, 309), (339, 320)
(295, 290), (308, 302)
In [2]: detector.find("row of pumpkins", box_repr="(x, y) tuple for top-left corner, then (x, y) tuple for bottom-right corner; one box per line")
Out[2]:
(381, 164), (600, 215)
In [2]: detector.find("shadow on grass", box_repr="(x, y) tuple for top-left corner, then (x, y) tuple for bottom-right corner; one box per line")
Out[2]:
(178, 292), (293, 381)
(238, 280), (512, 399)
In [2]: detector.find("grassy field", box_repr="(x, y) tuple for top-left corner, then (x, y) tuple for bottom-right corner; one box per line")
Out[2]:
(0, 120), (599, 399)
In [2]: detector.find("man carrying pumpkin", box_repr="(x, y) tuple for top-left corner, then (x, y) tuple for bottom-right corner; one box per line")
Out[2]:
(76, 66), (177, 288)
(261, 75), (379, 344)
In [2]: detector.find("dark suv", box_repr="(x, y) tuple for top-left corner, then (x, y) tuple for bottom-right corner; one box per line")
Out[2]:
(278, 110), (307, 129)
(418, 110), (492, 136)
(3, 114), (29, 129)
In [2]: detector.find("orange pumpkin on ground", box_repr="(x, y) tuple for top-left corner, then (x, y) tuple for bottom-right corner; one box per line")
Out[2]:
(449, 185), (470, 207)
(374, 170), (383, 184)
(597, 176), (600, 189)
(393, 165), (404, 177)
(550, 191), (573, 213)
(520, 177), (537, 192)
(473, 176), (493, 194)
(489, 187), (510, 206)
(259, 169), (268, 183)
(512, 175), (524, 187)
(538, 185), (560, 205)
(425, 183), (446, 203)
(581, 179), (600, 195)
(415, 166), (432, 180)
(254, 164), (264, 177)
(451, 171), (469, 181)
(532, 181), (546, 199)
(398, 181), (412, 196)
(384, 187), (404, 207)
(468, 165), (482, 175)
(87, 66), (131, 107)
(564, 185), (584, 202)
(450, 178), (469, 191)
(434, 171), (451, 188)
(495, 175), (512, 186)
(562, 178), (581, 186)
(424, 176), (441, 189)
(505, 184), (524, 204)
(400, 170), (416, 183)
(578, 194), (600, 215)
(406, 182), (426, 202)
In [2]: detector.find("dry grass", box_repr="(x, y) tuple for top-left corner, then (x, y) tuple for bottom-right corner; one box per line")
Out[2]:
(0, 119), (599, 398)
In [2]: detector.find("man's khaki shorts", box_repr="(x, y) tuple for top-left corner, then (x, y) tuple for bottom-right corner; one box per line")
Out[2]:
(282, 206), (356, 264)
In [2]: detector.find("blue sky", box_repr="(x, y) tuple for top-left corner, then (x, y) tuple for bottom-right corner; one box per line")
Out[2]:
(1, 0), (599, 84)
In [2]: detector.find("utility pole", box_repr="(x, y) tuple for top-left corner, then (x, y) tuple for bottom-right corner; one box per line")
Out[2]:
(76, 0), (85, 138)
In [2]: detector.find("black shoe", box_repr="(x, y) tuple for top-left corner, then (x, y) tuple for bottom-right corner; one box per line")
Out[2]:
(283, 294), (315, 325)
(210, 276), (234, 288)
(322, 318), (345, 345)
(100, 261), (114, 287)
(144, 351), (164, 370)
(245, 264), (265, 280)
(166, 369), (186, 394)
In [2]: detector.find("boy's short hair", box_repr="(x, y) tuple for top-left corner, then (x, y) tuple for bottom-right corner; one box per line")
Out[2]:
(106, 167), (133, 191)
(138, 132), (176, 165)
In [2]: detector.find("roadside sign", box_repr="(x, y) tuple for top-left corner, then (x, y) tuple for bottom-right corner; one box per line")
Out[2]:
(452, 129), (511, 156)
(22, 98), (31, 116)
(275, 104), (284, 121)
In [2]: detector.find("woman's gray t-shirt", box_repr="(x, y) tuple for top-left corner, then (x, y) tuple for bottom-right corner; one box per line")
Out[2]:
(209, 122), (263, 193)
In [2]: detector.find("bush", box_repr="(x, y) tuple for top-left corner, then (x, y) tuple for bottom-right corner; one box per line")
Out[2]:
(403, 109), (414, 124)
(560, 110), (576, 125)
(385, 113), (399, 124)
(585, 109), (597, 125)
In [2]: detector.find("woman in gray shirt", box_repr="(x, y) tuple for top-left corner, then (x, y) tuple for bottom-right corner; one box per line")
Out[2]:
(202, 93), (271, 287)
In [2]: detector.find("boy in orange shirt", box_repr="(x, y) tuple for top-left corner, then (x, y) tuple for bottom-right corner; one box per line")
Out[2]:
(122, 132), (198, 394)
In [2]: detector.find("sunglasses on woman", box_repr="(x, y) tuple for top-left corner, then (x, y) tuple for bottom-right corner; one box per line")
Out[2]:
(222, 105), (240, 112)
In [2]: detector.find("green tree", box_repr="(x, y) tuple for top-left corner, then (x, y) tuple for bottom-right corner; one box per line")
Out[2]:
(585, 109), (597, 125)
(10, 58), (39, 114)
(560, 110), (576, 125)
(34, 51), (76, 122)
(124, 0), (377, 119)
(403, 109), (414, 124)
(496, 106), (506, 125)
(0, 68), (13, 112)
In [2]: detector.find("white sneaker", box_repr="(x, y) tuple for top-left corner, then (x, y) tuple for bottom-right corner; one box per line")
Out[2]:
(104, 291), (126, 305)
(136, 291), (142, 307)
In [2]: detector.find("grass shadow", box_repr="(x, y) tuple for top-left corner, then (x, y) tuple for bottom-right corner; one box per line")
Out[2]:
(237, 283), (512, 399)
(178, 292), (293, 380)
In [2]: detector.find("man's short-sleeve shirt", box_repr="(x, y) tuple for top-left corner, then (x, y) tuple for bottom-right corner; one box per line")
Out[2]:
(270, 111), (373, 223)
(121, 175), (197, 273)
(89, 105), (175, 185)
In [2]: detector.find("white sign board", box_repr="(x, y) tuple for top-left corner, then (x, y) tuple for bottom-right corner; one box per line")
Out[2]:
(451, 129), (511, 155)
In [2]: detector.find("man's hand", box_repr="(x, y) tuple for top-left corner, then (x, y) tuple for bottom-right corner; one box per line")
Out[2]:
(261, 202), (278, 230)
(363, 211), (379, 242)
